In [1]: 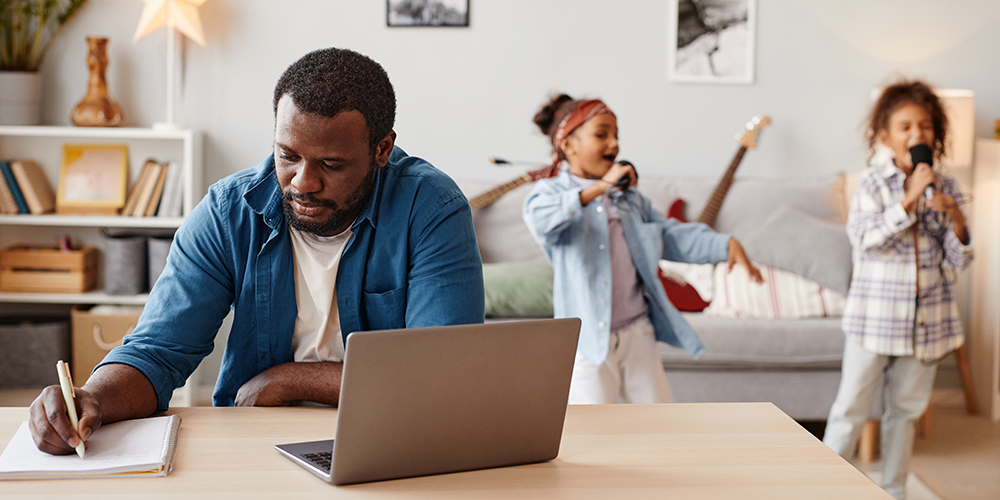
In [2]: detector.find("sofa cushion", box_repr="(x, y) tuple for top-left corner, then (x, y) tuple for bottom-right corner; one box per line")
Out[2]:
(741, 204), (853, 295)
(455, 179), (547, 264)
(658, 313), (845, 369)
(483, 262), (553, 318)
(636, 174), (847, 242)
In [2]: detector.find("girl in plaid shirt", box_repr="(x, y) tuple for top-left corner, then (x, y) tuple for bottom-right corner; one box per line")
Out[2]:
(823, 80), (973, 500)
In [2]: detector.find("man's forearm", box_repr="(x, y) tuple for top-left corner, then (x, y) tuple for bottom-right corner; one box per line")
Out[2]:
(83, 364), (159, 424)
(236, 361), (344, 407)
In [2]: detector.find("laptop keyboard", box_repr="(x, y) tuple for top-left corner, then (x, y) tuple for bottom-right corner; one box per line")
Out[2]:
(303, 452), (332, 473)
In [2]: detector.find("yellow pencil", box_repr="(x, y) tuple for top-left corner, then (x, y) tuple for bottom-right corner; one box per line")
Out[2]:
(56, 360), (86, 458)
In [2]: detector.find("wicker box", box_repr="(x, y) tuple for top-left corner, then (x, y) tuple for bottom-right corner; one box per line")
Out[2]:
(0, 245), (98, 293)
(0, 316), (71, 389)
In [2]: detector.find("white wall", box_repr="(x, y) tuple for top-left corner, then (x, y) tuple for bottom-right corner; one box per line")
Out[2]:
(37, 0), (1000, 186)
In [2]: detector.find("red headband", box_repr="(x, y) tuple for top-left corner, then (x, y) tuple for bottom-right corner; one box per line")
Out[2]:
(551, 99), (613, 168)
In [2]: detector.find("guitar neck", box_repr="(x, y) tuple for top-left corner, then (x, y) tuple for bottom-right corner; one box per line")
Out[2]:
(696, 146), (747, 227)
(469, 173), (533, 211)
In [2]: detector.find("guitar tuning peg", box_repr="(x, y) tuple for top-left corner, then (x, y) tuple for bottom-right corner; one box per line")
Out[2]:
(751, 116), (760, 125)
(746, 122), (754, 130)
(734, 132), (742, 140)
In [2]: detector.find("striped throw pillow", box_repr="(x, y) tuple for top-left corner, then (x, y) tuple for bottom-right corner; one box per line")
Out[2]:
(703, 263), (845, 319)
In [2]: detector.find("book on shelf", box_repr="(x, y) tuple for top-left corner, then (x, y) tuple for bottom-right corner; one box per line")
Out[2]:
(0, 165), (18, 214)
(0, 415), (181, 480)
(10, 159), (56, 215)
(131, 161), (162, 217)
(121, 159), (157, 217)
(0, 161), (29, 214)
(156, 160), (183, 218)
(144, 162), (170, 217)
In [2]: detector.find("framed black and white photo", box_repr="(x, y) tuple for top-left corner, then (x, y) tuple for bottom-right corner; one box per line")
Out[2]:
(667, 0), (756, 84)
(387, 0), (469, 27)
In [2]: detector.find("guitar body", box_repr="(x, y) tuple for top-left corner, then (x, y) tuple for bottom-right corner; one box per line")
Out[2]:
(660, 115), (770, 312)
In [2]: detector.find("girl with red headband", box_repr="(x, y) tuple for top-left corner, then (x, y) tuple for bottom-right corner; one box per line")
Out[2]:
(523, 94), (762, 404)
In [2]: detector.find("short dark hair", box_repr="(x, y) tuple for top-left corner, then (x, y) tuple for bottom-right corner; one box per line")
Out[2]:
(273, 48), (396, 151)
(866, 79), (948, 162)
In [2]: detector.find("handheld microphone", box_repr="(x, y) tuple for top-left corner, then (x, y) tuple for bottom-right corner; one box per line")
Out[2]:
(909, 144), (935, 200)
(615, 160), (637, 190)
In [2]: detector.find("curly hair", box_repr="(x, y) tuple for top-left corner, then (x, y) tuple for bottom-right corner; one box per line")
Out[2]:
(866, 79), (948, 162)
(533, 93), (579, 142)
(272, 48), (396, 151)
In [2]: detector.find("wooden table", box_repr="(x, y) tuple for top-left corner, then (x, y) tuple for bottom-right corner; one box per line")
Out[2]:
(0, 403), (890, 499)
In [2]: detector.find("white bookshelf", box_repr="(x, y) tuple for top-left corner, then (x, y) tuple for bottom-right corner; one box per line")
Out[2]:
(0, 125), (203, 304)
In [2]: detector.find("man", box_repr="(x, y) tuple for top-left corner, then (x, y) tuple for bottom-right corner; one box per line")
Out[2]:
(29, 48), (485, 455)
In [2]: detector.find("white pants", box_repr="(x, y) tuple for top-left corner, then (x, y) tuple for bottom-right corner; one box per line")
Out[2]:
(823, 339), (937, 500)
(568, 316), (673, 404)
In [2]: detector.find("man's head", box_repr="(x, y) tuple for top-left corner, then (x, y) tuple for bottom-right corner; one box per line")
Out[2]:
(272, 48), (397, 236)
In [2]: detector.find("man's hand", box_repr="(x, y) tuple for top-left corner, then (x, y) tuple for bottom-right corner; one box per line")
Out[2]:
(727, 238), (764, 284)
(28, 385), (101, 456)
(235, 361), (344, 407)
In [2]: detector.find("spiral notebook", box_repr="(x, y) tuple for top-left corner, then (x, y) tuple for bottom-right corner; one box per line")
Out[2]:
(0, 415), (181, 480)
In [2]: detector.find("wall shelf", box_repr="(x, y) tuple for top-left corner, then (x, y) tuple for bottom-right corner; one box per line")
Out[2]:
(0, 214), (184, 229)
(0, 291), (148, 305)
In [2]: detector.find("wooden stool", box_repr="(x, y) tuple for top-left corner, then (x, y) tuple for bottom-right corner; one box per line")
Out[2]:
(856, 345), (977, 462)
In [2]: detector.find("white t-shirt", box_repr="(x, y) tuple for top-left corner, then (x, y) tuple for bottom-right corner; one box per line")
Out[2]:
(289, 226), (352, 362)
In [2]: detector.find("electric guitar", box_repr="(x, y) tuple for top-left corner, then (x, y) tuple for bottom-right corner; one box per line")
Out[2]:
(661, 115), (770, 311)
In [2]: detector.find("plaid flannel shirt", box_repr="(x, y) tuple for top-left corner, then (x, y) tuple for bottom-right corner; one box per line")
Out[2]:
(841, 160), (974, 361)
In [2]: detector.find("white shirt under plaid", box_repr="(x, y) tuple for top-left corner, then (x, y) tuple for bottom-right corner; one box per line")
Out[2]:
(841, 160), (973, 361)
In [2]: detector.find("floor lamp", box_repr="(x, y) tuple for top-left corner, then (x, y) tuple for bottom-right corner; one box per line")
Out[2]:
(133, 0), (208, 130)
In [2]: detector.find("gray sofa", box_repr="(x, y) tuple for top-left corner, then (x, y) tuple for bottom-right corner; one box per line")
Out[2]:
(457, 173), (853, 421)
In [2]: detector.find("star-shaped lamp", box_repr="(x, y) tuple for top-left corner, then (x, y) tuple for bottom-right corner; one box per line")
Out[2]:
(133, 0), (208, 129)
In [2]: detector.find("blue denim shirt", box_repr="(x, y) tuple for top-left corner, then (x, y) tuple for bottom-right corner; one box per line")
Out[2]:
(523, 169), (730, 365)
(101, 147), (485, 411)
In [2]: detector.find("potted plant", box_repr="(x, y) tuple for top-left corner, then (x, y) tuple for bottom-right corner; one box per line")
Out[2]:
(0, 0), (88, 125)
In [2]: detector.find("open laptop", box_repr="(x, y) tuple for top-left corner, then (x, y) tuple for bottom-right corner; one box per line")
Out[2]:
(275, 318), (581, 485)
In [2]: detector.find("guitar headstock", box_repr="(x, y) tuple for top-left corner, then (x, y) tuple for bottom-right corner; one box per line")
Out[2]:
(735, 115), (771, 150)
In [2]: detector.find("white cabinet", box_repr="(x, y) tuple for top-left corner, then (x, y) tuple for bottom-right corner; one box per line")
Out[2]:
(971, 138), (1000, 421)
(0, 125), (203, 304)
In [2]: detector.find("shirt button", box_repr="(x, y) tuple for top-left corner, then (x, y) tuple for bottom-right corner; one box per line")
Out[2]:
(599, 321), (606, 327)
(632, 249), (638, 254)
(596, 206), (604, 213)
(599, 244), (606, 250)
(603, 282), (608, 287)
(571, 211), (577, 216)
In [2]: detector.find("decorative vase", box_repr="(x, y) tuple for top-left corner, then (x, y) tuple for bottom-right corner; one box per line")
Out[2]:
(70, 37), (123, 127)
(0, 71), (42, 125)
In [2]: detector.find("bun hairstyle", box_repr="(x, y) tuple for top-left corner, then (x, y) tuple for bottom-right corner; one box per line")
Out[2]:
(533, 94), (578, 142)
(866, 79), (948, 162)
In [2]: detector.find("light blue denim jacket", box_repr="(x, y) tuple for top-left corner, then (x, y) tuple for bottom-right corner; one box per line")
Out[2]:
(523, 169), (730, 365)
(100, 147), (485, 411)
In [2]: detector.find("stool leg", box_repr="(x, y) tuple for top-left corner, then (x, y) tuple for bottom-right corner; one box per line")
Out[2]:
(916, 409), (931, 438)
(858, 419), (880, 462)
(954, 345), (979, 415)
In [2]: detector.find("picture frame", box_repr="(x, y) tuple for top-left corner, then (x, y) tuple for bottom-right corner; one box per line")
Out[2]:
(667, 0), (756, 84)
(387, 0), (469, 27)
(56, 143), (129, 214)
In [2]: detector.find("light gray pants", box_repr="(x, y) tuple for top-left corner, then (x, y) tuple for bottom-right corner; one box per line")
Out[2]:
(823, 339), (937, 500)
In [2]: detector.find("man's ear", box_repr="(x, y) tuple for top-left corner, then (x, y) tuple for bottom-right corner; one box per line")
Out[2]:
(374, 131), (397, 167)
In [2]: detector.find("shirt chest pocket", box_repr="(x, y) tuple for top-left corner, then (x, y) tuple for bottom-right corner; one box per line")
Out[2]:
(362, 285), (406, 331)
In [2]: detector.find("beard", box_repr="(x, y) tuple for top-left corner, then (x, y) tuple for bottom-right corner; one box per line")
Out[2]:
(281, 159), (378, 236)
